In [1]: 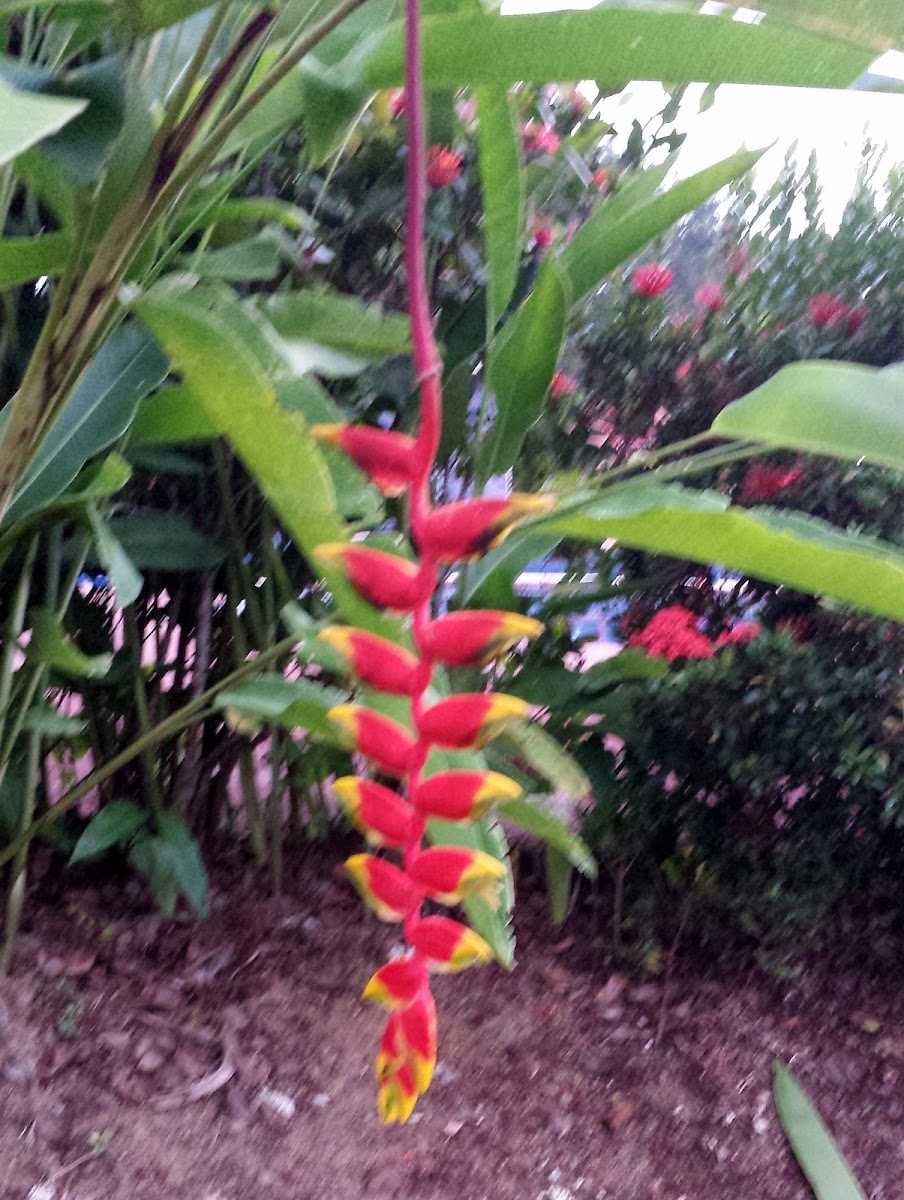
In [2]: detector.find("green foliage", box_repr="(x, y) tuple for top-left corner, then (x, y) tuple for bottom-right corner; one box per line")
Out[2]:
(69, 799), (148, 864)
(775, 1064), (867, 1200)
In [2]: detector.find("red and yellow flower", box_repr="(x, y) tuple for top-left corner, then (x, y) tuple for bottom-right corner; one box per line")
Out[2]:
(412, 769), (521, 821)
(418, 495), (554, 562)
(408, 847), (507, 907)
(409, 916), (494, 971)
(318, 627), (420, 695)
(313, 544), (426, 612)
(345, 854), (420, 922)
(328, 705), (418, 777)
(419, 610), (543, 666)
(311, 424), (419, 497)
(416, 693), (528, 750)
(313, 0), (557, 1124)
(333, 777), (413, 847)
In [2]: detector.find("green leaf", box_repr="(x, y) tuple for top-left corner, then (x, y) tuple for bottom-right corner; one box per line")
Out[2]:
(560, 146), (764, 303)
(499, 723), (592, 799)
(547, 483), (904, 624)
(545, 846), (573, 926)
(774, 1063), (867, 1200)
(505, 797), (596, 879)
(87, 504), (143, 608)
(4, 323), (168, 525)
(105, 514), (227, 572)
(187, 234), (283, 283)
(478, 258), (569, 483)
(129, 384), (218, 446)
(0, 232), (71, 288)
(476, 87), (523, 331)
(0, 74), (86, 168)
(712, 361), (904, 473)
(21, 707), (86, 738)
(129, 811), (209, 918)
(462, 530), (561, 608)
(200, 197), (315, 234)
(28, 608), (111, 678)
(751, 1), (904, 52)
(216, 675), (349, 740)
(70, 799), (148, 865)
(134, 289), (387, 635)
(578, 648), (669, 692)
(260, 288), (411, 361)
(427, 813), (515, 967)
(361, 11), (874, 91)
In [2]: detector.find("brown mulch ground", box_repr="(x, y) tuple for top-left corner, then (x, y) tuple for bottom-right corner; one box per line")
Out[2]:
(1, 847), (901, 1200)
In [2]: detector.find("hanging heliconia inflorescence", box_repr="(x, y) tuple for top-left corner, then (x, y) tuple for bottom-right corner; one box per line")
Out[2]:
(310, 0), (554, 1124)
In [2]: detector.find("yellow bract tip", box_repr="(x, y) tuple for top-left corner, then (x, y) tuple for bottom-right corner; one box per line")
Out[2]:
(313, 542), (348, 569)
(478, 771), (523, 806)
(310, 423), (344, 446)
(317, 626), (354, 659)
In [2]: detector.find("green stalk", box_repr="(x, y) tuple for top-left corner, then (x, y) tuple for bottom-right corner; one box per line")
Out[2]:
(0, 725), (40, 975)
(0, 633), (301, 869)
(124, 605), (164, 818)
(0, 533), (39, 725)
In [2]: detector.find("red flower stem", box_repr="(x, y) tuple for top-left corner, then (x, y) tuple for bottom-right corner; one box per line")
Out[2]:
(402, 0), (442, 947)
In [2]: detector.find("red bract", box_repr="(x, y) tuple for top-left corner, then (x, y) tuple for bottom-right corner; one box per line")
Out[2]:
(739, 462), (804, 505)
(628, 606), (714, 662)
(419, 610), (543, 666)
(417, 693), (528, 750)
(695, 282), (726, 313)
(318, 628), (420, 696)
(631, 264), (673, 298)
(314, 544), (425, 612)
(808, 292), (849, 327)
(328, 705), (418, 777)
(426, 145), (463, 189)
(311, 424), (419, 496)
(418, 494), (554, 561)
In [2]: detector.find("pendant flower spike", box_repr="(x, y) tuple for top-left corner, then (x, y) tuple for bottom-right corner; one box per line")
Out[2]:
(312, 0), (553, 1124)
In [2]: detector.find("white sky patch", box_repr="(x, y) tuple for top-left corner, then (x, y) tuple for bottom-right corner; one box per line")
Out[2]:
(497, 1), (904, 230)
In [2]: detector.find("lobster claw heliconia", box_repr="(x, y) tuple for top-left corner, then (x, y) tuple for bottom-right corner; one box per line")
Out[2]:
(310, 424), (420, 497)
(317, 3), (554, 1121)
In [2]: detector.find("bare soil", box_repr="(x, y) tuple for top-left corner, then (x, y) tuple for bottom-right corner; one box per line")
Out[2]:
(1, 847), (901, 1200)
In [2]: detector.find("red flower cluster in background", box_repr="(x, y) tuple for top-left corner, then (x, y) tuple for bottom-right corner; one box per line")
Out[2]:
(807, 292), (868, 333)
(521, 120), (560, 157)
(739, 461), (805, 505)
(627, 606), (715, 661)
(631, 263), (673, 298)
(426, 146), (463, 189)
(550, 370), (579, 399)
(628, 607), (762, 662)
(695, 282), (726, 313)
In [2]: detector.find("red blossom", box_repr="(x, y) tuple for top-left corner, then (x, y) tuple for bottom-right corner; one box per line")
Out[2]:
(521, 120), (560, 157)
(388, 89), (406, 119)
(716, 622), (761, 647)
(550, 370), (579, 399)
(426, 145), (463, 189)
(676, 358), (693, 382)
(846, 304), (868, 334)
(631, 264), (673, 298)
(739, 462), (804, 505)
(807, 292), (849, 327)
(590, 168), (609, 193)
(531, 220), (555, 250)
(627, 606), (715, 662)
(695, 282), (726, 313)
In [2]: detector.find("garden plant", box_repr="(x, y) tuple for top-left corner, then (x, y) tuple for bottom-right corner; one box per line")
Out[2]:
(0, 0), (901, 1180)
